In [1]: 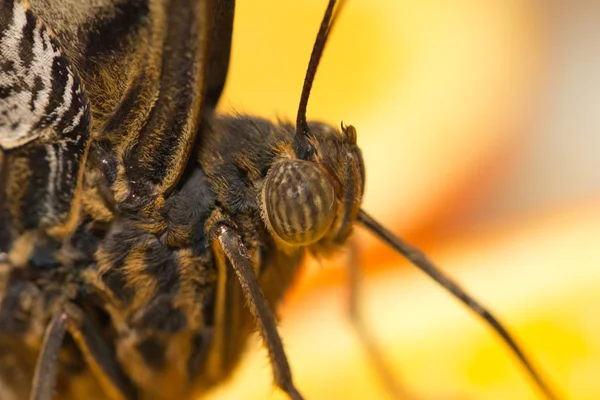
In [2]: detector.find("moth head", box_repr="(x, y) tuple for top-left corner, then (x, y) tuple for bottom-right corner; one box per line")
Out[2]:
(258, 0), (364, 247)
(261, 122), (364, 246)
(259, 2), (562, 397)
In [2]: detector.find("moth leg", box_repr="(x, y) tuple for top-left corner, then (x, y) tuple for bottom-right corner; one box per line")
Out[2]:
(347, 241), (418, 400)
(211, 223), (304, 400)
(30, 311), (68, 400)
(62, 303), (136, 400)
(30, 304), (135, 400)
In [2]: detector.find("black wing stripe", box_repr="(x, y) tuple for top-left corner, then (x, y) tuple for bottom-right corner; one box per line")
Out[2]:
(204, 0), (235, 108)
(118, 0), (212, 204)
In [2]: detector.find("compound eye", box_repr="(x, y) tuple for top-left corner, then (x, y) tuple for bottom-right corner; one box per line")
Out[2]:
(262, 160), (337, 245)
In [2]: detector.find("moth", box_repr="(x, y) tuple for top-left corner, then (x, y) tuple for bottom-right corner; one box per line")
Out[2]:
(0, 0), (561, 399)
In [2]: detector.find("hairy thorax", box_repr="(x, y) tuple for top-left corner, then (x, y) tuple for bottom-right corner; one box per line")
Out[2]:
(75, 115), (309, 399)
(0, 112), (360, 399)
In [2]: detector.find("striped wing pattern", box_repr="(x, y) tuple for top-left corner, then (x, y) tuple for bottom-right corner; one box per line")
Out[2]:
(0, 0), (90, 252)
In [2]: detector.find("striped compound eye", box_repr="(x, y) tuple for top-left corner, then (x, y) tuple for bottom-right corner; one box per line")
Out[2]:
(262, 160), (337, 245)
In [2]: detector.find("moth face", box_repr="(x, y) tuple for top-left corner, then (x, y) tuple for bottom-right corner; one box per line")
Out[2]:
(261, 122), (365, 247)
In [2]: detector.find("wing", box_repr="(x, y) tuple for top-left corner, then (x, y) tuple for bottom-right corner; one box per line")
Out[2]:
(0, 0), (91, 254)
(26, 0), (235, 208)
(1, 0), (235, 251)
(205, 0), (235, 109)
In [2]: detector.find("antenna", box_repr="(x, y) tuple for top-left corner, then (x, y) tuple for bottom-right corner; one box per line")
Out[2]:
(295, 0), (346, 158)
(357, 209), (561, 400)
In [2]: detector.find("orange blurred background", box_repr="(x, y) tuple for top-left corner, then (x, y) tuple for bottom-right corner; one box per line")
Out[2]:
(209, 1), (600, 399)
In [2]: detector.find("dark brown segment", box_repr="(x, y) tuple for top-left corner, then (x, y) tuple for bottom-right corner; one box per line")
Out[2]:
(187, 330), (211, 379)
(100, 267), (135, 306)
(136, 337), (167, 371)
(82, 0), (150, 66)
(135, 296), (188, 333)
